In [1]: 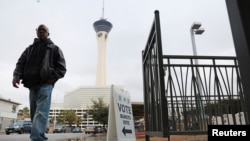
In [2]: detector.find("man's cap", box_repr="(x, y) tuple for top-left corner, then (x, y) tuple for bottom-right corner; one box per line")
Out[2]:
(37, 24), (49, 33)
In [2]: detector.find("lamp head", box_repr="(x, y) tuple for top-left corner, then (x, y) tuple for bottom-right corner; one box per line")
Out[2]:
(191, 22), (202, 30)
(194, 28), (205, 34)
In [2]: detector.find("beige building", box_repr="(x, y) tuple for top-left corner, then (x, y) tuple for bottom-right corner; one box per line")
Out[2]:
(49, 85), (126, 129)
(64, 85), (112, 109)
(0, 95), (21, 132)
(49, 85), (144, 130)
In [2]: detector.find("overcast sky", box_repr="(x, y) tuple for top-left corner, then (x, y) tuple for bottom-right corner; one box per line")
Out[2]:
(0, 0), (236, 109)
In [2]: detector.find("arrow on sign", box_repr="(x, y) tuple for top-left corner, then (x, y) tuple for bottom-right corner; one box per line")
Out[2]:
(122, 126), (132, 136)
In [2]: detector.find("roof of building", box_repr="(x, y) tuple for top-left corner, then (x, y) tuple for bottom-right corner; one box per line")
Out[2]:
(0, 96), (21, 105)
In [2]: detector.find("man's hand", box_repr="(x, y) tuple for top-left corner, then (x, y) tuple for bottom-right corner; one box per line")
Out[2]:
(12, 77), (20, 88)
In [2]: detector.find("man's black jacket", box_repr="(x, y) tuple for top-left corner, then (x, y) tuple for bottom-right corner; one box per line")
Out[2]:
(13, 38), (66, 88)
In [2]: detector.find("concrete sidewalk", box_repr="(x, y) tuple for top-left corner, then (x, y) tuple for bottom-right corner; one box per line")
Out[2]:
(183, 139), (207, 141)
(0, 132), (208, 141)
(0, 133), (95, 141)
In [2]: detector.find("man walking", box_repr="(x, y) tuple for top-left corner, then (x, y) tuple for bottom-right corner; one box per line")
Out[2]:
(12, 24), (66, 141)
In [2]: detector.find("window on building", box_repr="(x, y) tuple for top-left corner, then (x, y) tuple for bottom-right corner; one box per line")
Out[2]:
(12, 105), (16, 113)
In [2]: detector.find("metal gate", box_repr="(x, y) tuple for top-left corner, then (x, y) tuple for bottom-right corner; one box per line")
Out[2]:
(142, 10), (249, 141)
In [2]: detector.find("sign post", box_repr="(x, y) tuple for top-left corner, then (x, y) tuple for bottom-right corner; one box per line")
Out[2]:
(107, 85), (136, 141)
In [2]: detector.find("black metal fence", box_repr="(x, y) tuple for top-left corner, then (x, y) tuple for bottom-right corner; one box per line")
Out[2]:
(164, 55), (248, 131)
(142, 10), (249, 140)
(142, 10), (169, 140)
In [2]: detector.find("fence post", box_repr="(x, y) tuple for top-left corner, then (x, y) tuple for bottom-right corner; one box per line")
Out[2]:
(226, 0), (250, 123)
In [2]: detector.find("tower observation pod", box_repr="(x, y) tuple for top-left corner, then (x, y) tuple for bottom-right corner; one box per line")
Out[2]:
(93, 19), (113, 86)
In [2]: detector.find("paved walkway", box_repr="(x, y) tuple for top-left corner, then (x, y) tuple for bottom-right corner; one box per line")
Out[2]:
(0, 132), (208, 141)
(0, 133), (106, 141)
(72, 134), (106, 141)
(183, 139), (207, 141)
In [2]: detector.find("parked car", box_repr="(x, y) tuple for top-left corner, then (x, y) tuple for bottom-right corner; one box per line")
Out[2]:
(23, 121), (32, 133)
(53, 124), (66, 133)
(65, 126), (74, 133)
(5, 120), (32, 135)
(72, 127), (83, 133)
(96, 127), (105, 133)
(85, 126), (98, 134)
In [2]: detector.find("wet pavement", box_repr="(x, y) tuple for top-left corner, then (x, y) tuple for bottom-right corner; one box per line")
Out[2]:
(0, 133), (107, 141)
(0, 132), (208, 141)
(183, 139), (207, 141)
(59, 134), (106, 141)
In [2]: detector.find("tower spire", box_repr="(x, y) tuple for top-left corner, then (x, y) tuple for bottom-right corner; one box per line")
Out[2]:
(101, 0), (105, 19)
(93, 0), (112, 86)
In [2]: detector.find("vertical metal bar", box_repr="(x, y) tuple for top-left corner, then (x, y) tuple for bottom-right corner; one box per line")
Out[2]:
(142, 50), (148, 141)
(154, 10), (169, 137)
(226, 0), (250, 124)
(167, 58), (176, 131)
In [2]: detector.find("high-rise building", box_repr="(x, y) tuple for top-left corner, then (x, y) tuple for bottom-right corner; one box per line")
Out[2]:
(49, 5), (143, 131)
(93, 18), (112, 86)
(61, 18), (113, 110)
(49, 16), (115, 129)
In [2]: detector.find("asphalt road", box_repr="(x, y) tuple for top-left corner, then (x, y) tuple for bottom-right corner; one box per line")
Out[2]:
(0, 133), (107, 141)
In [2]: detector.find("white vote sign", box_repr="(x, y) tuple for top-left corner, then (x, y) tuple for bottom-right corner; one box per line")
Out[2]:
(107, 85), (136, 141)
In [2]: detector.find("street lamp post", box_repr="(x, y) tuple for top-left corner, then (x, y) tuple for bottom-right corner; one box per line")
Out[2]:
(190, 22), (205, 130)
(190, 22), (205, 59)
